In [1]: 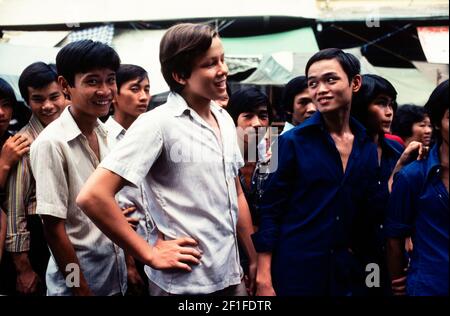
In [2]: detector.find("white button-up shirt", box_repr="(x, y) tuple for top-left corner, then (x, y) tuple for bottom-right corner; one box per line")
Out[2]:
(104, 116), (154, 240)
(30, 107), (127, 296)
(100, 93), (245, 294)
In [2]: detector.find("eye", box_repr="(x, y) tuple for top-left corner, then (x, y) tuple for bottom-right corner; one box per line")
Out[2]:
(130, 86), (139, 93)
(108, 77), (116, 84)
(308, 81), (317, 88)
(87, 79), (98, 85)
(326, 77), (337, 84)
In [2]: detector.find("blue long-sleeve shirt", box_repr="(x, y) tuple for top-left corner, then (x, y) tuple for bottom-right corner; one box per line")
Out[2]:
(386, 143), (449, 296)
(252, 112), (378, 295)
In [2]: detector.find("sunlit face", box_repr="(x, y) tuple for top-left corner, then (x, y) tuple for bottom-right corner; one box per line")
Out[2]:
(28, 81), (66, 126)
(115, 77), (151, 120)
(367, 94), (395, 135)
(181, 36), (228, 104)
(291, 90), (316, 125)
(0, 97), (13, 136)
(307, 58), (361, 114)
(64, 68), (117, 119)
(409, 116), (433, 146)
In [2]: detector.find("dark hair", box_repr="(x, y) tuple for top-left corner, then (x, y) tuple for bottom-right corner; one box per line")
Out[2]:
(226, 87), (272, 125)
(391, 104), (427, 139)
(424, 79), (449, 131)
(351, 74), (398, 128)
(19, 62), (58, 104)
(56, 40), (120, 86)
(160, 23), (217, 93)
(282, 76), (308, 116)
(0, 78), (18, 113)
(116, 64), (148, 93)
(305, 48), (360, 84)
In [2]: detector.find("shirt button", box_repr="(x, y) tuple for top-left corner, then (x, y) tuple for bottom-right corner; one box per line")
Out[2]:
(438, 194), (443, 198)
(336, 216), (340, 221)
(378, 181), (381, 185)
(379, 224), (383, 229)
(330, 249), (334, 254)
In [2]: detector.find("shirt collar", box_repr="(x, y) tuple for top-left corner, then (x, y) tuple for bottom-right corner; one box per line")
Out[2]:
(382, 136), (403, 157)
(425, 143), (442, 181)
(295, 111), (369, 142)
(28, 114), (45, 137)
(60, 106), (107, 142)
(105, 116), (126, 140)
(167, 92), (223, 117)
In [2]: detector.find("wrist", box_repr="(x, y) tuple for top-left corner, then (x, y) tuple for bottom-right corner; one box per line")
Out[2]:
(12, 252), (33, 274)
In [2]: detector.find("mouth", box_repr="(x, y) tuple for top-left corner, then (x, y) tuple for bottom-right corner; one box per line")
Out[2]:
(317, 97), (333, 105)
(94, 99), (112, 107)
(214, 79), (227, 90)
(137, 104), (148, 111)
(41, 112), (58, 117)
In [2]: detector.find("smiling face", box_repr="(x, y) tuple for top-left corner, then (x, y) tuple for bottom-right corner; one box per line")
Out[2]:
(115, 77), (151, 120)
(307, 59), (361, 115)
(63, 68), (117, 119)
(179, 36), (228, 106)
(367, 94), (395, 135)
(28, 81), (66, 127)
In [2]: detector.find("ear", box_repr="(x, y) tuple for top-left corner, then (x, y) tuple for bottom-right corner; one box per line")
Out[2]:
(172, 71), (186, 86)
(351, 74), (362, 93)
(58, 76), (71, 98)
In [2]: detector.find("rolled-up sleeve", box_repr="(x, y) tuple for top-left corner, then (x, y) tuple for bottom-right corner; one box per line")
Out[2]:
(251, 134), (297, 252)
(30, 139), (69, 219)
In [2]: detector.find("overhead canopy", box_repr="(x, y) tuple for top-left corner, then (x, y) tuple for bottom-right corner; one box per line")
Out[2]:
(222, 28), (319, 56)
(0, 0), (317, 27)
(241, 48), (439, 106)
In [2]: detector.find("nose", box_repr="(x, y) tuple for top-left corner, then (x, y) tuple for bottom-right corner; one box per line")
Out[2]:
(306, 102), (317, 114)
(385, 106), (393, 117)
(424, 125), (432, 135)
(42, 99), (55, 111)
(317, 82), (328, 95)
(219, 60), (228, 77)
(139, 90), (150, 102)
(250, 116), (263, 128)
(96, 82), (112, 97)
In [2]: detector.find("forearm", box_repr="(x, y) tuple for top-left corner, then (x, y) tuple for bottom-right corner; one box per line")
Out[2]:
(77, 187), (153, 265)
(11, 251), (33, 273)
(0, 163), (11, 189)
(386, 238), (407, 280)
(42, 217), (90, 295)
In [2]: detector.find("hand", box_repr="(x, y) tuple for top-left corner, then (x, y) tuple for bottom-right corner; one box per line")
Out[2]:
(391, 276), (407, 296)
(404, 237), (413, 253)
(121, 206), (139, 230)
(256, 280), (276, 296)
(0, 134), (30, 168)
(244, 262), (257, 296)
(399, 141), (427, 166)
(149, 232), (202, 272)
(16, 269), (40, 295)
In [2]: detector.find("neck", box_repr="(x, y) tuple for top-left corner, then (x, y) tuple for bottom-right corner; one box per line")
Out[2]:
(113, 112), (136, 130)
(68, 106), (97, 135)
(321, 108), (351, 136)
(372, 132), (380, 146)
(180, 91), (211, 119)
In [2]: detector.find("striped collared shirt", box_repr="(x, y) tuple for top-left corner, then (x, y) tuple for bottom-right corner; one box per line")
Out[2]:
(5, 115), (44, 252)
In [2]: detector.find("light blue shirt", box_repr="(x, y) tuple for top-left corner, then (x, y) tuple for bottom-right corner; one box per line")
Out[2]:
(100, 93), (245, 294)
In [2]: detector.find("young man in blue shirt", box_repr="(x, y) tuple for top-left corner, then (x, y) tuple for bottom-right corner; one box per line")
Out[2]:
(386, 80), (449, 296)
(252, 48), (379, 296)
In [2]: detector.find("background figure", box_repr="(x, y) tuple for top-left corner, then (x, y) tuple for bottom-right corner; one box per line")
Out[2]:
(386, 79), (449, 296)
(351, 74), (403, 295)
(105, 63), (153, 296)
(391, 104), (433, 148)
(4, 62), (66, 296)
(280, 75), (316, 134)
(0, 78), (31, 291)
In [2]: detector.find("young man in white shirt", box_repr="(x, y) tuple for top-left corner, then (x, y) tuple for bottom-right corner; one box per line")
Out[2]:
(77, 23), (257, 295)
